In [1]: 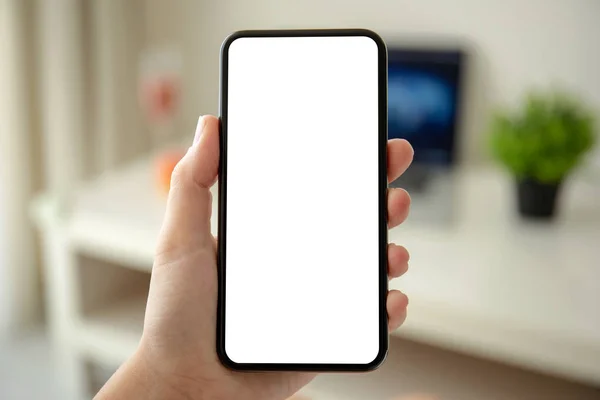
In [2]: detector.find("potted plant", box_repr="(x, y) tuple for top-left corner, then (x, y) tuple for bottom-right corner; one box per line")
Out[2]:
(489, 90), (596, 219)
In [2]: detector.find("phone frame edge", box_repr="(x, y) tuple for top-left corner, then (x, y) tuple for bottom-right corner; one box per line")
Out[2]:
(217, 28), (389, 372)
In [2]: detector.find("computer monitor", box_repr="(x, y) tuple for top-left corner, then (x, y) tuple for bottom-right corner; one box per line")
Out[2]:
(388, 47), (465, 167)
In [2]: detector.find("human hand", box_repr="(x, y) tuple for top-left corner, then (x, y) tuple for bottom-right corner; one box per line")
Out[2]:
(95, 115), (413, 400)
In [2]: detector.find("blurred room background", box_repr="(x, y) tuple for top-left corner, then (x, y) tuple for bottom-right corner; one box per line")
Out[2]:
(1, 0), (599, 399)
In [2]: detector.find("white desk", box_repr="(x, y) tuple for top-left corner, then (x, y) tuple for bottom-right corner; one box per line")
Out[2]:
(390, 168), (600, 385)
(32, 158), (600, 396)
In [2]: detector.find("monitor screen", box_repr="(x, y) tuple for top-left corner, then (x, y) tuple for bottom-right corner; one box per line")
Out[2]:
(388, 48), (464, 166)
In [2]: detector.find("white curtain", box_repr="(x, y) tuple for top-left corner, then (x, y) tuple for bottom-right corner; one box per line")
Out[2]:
(0, 0), (39, 337)
(0, 0), (154, 336)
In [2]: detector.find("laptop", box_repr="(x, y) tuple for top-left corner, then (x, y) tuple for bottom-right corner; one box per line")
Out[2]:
(387, 47), (466, 225)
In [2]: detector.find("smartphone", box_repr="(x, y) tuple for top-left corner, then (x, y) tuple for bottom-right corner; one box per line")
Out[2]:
(217, 29), (388, 371)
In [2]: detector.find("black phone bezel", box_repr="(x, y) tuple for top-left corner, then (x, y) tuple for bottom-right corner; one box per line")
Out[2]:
(217, 28), (389, 372)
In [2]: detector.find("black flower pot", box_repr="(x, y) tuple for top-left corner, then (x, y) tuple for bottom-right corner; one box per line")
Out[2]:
(516, 178), (562, 219)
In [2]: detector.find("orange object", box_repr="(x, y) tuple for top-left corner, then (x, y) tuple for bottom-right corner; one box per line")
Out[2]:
(155, 149), (186, 196)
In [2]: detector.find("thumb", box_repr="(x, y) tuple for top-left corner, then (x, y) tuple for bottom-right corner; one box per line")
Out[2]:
(156, 115), (220, 260)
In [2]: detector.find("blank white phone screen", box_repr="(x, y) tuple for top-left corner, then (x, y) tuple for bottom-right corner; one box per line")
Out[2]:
(225, 35), (381, 365)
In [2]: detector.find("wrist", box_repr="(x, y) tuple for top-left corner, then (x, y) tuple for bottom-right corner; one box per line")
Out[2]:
(129, 346), (206, 400)
(95, 346), (207, 400)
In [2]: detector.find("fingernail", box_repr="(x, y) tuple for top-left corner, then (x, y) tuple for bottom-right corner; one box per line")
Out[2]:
(193, 115), (205, 146)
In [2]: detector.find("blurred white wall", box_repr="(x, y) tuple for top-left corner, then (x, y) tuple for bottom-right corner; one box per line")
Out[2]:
(169, 0), (600, 164)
